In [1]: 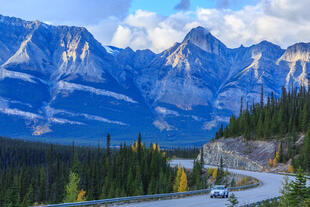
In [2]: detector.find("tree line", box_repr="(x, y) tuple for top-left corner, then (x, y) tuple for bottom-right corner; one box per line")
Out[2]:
(214, 85), (310, 172)
(0, 134), (193, 206)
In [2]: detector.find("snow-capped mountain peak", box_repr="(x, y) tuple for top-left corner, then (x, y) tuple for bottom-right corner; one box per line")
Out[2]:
(1, 14), (310, 145)
(182, 26), (227, 56)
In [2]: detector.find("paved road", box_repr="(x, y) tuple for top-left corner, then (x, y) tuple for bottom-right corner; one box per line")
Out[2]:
(117, 159), (290, 207)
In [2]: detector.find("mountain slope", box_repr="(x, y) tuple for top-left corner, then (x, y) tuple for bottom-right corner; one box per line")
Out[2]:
(0, 15), (155, 143)
(0, 14), (310, 145)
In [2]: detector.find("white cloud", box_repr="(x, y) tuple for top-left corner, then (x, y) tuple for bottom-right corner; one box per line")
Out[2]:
(109, 10), (194, 52)
(86, 17), (121, 45)
(111, 25), (134, 49)
(263, 0), (310, 23)
(104, 0), (310, 53)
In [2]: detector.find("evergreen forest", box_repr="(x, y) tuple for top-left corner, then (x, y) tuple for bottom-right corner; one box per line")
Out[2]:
(0, 134), (197, 206)
(215, 86), (310, 172)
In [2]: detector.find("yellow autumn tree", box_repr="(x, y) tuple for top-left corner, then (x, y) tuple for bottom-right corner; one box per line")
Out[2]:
(178, 169), (188, 192)
(268, 158), (273, 167)
(131, 141), (138, 152)
(237, 177), (249, 186)
(152, 143), (160, 151)
(212, 167), (218, 179)
(275, 151), (279, 161)
(131, 141), (145, 152)
(33, 202), (44, 206)
(288, 165), (294, 173)
(207, 168), (214, 177)
(76, 189), (87, 202)
(273, 157), (277, 167)
(161, 151), (166, 157)
(152, 143), (156, 151)
(173, 166), (183, 192)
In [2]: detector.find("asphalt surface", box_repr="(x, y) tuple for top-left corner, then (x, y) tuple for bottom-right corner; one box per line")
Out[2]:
(117, 159), (291, 207)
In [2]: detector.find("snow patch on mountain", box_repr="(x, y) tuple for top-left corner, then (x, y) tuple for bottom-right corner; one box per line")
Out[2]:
(45, 106), (127, 126)
(81, 113), (127, 125)
(57, 81), (137, 103)
(103, 46), (119, 55)
(49, 117), (84, 125)
(203, 116), (230, 130)
(153, 119), (175, 131)
(155, 106), (179, 116)
(0, 106), (42, 119)
(0, 68), (37, 83)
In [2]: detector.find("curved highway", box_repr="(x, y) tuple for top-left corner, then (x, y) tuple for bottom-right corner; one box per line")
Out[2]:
(117, 159), (289, 207)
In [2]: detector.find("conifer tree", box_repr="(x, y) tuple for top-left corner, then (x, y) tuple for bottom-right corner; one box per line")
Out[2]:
(64, 171), (80, 203)
(200, 147), (204, 170)
(215, 157), (224, 185)
(106, 133), (111, 158)
(279, 176), (290, 206)
(278, 142), (284, 163)
(303, 129), (310, 171)
(137, 132), (142, 163)
(230, 178), (236, 187)
(22, 185), (34, 207)
(287, 168), (308, 206)
(192, 161), (202, 189)
(240, 96), (243, 115)
(39, 167), (47, 202)
(134, 164), (144, 195)
(260, 85), (264, 108)
(226, 193), (238, 207)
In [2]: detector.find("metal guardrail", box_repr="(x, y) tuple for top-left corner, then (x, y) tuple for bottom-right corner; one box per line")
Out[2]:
(33, 189), (211, 207)
(36, 181), (260, 207)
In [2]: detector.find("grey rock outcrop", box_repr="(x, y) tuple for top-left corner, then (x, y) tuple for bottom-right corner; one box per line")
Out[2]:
(198, 137), (277, 171)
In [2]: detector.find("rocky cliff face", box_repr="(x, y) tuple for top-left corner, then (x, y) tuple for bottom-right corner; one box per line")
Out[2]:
(198, 137), (277, 171)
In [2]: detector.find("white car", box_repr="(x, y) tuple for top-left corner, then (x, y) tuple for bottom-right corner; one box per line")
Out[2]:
(210, 185), (229, 198)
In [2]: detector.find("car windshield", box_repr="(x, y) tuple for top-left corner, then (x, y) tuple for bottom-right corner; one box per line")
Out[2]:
(213, 186), (225, 190)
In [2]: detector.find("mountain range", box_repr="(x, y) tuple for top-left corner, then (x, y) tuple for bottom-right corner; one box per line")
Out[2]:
(0, 14), (309, 145)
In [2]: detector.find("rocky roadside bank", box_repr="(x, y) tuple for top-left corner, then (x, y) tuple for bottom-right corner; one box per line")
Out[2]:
(197, 137), (280, 171)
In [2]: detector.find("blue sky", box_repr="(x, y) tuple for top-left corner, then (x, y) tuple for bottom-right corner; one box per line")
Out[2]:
(0, 0), (309, 53)
(129, 0), (257, 16)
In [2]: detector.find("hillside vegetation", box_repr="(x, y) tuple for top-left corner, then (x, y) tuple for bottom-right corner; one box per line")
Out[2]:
(0, 134), (187, 206)
(215, 86), (310, 172)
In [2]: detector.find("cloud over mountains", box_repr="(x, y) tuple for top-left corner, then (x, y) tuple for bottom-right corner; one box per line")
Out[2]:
(101, 0), (310, 53)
